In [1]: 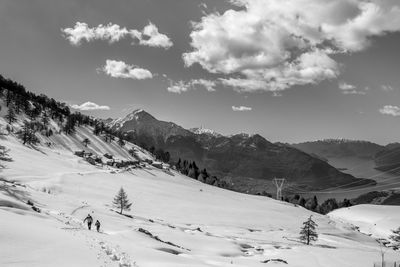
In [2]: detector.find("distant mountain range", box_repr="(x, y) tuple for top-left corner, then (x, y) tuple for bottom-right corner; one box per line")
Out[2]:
(292, 139), (384, 160)
(106, 110), (376, 194)
(292, 139), (400, 176)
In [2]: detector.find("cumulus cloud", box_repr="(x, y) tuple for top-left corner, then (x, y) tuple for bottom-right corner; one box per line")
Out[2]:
(71, 101), (110, 111)
(62, 22), (172, 48)
(102, 60), (153, 80)
(232, 105), (252, 111)
(379, 105), (400, 116)
(183, 0), (400, 93)
(167, 81), (190, 94)
(167, 79), (217, 93)
(131, 23), (173, 49)
(338, 82), (366, 95)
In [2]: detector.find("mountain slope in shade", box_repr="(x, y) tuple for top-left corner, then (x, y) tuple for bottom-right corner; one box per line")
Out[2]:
(374, 146), (400, 172)
(106, 111), (376, 193)
(292, 139), (384, 160)
(108, 109), (192, 141)
(351, 190), (400, 205)
(292, 139), (387, 179)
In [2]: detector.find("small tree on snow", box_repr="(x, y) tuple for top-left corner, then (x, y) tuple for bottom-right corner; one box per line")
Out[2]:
(118, 138), (125, 147)
(300, 215), (318, 245)
(18, 120), (39, 145)
(389, 227), (400, 249)
(376, 238), (390, 266)
(5, 106), (17, 125)
(82, 138), (91, 147)
(113, 187), (132, 215)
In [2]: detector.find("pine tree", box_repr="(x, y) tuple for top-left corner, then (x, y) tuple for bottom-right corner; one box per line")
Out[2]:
(176, 158), (182, 171)
(0, 145), (11, 162)
(18, 120), (39, 145)
(389, 227), (400, 249)
(82, 138), (91, 147)
(118, 138), (125, 147)
(5, 89), (13, 107)
(163, 151), (170, 163)
(64, 116), (76, 134)
(300, 215), (318, 245)
(5, 106), (17, 124)
(112, 187), (132, 215)
(104, 133), (114, 143)
(305, 195), (318, 211)
(41, 110), (50, 126)
(93, 124), (101, 135)
(128, 148), (136, 157)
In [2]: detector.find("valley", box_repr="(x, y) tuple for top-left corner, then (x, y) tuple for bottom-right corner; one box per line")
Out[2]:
(0, 75), (399, 267)
(1, 126), (399, 267)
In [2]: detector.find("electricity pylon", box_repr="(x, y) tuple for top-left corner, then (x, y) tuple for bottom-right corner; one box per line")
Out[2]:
(273, 178), (285, 200)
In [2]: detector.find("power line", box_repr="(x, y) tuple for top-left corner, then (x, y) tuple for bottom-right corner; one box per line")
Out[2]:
(273, 178), (285, 200)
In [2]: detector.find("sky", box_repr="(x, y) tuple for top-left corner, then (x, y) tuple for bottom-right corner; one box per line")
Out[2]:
(1, 0), (400, 144)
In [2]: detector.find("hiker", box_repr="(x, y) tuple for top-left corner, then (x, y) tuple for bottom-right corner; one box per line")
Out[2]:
(83, 214), (93, 230)
(95, 220), (101, 232)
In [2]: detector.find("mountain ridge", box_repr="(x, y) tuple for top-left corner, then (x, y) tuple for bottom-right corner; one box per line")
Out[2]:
(105, 109), (376, 193)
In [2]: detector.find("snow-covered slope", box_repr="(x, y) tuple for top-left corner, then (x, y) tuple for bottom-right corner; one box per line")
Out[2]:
(329, 205), (400, 239)
(1, 119), (399, 266)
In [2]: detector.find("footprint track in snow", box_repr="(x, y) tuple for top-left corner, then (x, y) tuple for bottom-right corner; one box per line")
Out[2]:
(98, 240), (136, 267)
(46, 208), (138, 267)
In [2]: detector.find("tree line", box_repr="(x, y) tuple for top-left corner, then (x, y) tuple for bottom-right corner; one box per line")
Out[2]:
(280, 194), (353, 215)
(0, 74), (115, 145)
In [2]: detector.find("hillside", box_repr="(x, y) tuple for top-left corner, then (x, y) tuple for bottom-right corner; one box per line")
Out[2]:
(293, 139), (384, 160)
(351, 190), (400, 205)
(107, 110), (375, 194)
(329, 205), (400, 241)
(375, 146), (400, 172)
(0, 75), (399, 266)
(1, 121), (399, 266)
(292, 140), (393, 182)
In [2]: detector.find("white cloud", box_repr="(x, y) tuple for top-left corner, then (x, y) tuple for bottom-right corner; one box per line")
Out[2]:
(339, 82), (356, 91)
(191, 79), (217, 92)
(102, 60), (153, 80)
(62, 22), (172, 48)
(341, 90), (366, 95)
(167, 79), (217, 93)
(220, 78), (268, 93)
(167, 81), (190, 94)
(338, 81), (366, 95)
(132, 23), (173, 49)
(381, 85), (394, 91)
(379, 105), (400, 116)
(183, 0), (400, 93)
(62, 22), (128, 45)
(232, 105), (252, 111)
(71, 101), (110, 111)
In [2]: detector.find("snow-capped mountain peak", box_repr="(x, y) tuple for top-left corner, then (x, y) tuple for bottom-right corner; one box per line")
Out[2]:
(190, 127), (223, 137)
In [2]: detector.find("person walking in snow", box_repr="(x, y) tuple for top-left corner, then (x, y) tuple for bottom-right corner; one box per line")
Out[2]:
(83, 214), (93, 230)
(95, 220), (101, 232)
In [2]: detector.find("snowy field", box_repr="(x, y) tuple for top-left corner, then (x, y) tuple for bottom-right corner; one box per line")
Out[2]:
(1, 123), (400, 266)
(329, 204), (400, 240)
